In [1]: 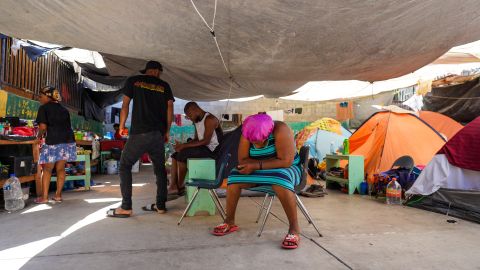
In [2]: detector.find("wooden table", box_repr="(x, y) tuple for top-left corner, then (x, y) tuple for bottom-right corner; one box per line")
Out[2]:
(75, 140), (93, 146)
(0, 139), (41, 196)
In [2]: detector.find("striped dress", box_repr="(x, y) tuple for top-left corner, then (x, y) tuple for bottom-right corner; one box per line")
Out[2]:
(228, 134), (301, 192)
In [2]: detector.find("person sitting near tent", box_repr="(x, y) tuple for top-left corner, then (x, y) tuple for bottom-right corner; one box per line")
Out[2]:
(168, 102), (223, 200)
(213, 113), (302, 249)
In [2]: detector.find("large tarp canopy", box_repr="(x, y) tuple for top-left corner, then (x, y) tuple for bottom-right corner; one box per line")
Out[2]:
(1, 0), (480, 100)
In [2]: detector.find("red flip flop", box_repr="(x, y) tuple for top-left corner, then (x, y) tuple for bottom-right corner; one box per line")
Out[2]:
(282, 234), (300, 249)
(34, 197), (48, 204)
(212, 223), (239, 236)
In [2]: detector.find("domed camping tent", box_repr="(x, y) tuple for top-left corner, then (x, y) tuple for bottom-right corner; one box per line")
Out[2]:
(406, 117), (480, 223)
(418, 111), (463, 140)
(349, 111), (446, 177)
(295, 118), (351, 160)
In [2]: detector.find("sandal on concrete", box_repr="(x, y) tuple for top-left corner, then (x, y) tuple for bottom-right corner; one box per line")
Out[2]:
(34, 197), (48, 204)
(142, 204), (167, 214)
(282, 233), (300, 249)
(212, 223), (239, 236)
(106, 208), (131, 218)
(51, 197), (63, 203)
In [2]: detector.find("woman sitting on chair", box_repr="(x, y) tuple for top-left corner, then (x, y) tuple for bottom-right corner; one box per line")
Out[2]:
(212, 113), (301, 249)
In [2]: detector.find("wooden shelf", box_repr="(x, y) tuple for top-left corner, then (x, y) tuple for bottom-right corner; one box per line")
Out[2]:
(325, 154), (362, 160)
(75, 140), (93, 146)
(50, 154), (91, 190)
(325, 154), (364, 195)
(325, 175), (348, 184)
(51, 175), (87, 181)
(0, 139), (37, 145)
(0, 140), (39, 194)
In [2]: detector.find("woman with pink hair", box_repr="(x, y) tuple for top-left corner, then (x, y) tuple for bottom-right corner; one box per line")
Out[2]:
(212, 113), (302, 249)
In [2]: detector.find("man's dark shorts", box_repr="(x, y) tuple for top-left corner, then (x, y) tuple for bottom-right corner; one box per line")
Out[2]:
(171, 146), (216, 162)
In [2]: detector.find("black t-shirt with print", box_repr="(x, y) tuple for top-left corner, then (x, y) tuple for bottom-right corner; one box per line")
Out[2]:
(122, 75), (175, 135)
(36, 102), (75, 145)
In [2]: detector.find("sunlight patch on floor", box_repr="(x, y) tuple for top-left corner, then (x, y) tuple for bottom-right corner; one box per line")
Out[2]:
(0, 236), (61, 270)
(84, 198), (122, 203)
(0, 202), (121, 270)
(21, 204), (52, 214)
(111, 183), (147, 187)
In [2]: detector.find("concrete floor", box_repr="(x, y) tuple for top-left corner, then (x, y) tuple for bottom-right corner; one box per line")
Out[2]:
(1, 166), (479, 270)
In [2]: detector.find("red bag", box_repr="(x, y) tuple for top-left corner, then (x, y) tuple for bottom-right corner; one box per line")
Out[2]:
(12, 127), (35, 137)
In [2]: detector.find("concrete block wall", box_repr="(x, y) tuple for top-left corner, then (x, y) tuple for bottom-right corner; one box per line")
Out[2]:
(174, 97), (338, 123)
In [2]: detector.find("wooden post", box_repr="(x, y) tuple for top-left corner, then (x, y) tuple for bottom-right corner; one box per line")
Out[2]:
(33, 141), (42, 197)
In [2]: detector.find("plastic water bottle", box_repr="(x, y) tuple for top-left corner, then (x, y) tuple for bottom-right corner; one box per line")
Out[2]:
(386, 177), (402, 205)
(330, 142), (335, 154)
(342, 139), (349, 155)
(3, 174), (25, 211)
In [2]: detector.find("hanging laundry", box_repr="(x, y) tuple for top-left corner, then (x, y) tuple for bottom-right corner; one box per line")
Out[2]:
(11, 39), (59, 61)
(10, 38), (22, 56)
(416, 79), (433, 95)
(336, 101), (354, 121)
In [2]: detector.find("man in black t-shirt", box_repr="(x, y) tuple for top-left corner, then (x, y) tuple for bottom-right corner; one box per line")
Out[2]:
(107, 61), (174, 218)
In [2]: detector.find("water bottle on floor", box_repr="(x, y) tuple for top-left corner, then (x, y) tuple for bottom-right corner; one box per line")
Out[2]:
(3, 174), (25, 211)
(386, 177), (402, 205)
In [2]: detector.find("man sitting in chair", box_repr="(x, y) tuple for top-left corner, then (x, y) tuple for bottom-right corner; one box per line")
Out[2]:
(168, 102), (223, 200)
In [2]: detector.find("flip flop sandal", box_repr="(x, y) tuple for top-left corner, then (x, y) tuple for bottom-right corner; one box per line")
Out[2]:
(34, 198), (48, 204)
(177, 188), (186, 196)
(212, 223), (239, 236)
(282, 234), (300, 249)
(106, 208), (131, 218)
(51, 197), (63, 203)
(142, 204), (167, 214)
(167, 188), (186, 199)
(167, 194), (181, 201)
(300, 191), (325, 198)
(312, 185), (327, 193)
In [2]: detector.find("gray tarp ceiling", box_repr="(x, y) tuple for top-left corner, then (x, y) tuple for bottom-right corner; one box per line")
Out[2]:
(1, 1), (480, 100)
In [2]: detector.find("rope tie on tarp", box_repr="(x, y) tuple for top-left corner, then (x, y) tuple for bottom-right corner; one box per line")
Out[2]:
(190, 0), (240, 122)
(190, 0), (232, 79)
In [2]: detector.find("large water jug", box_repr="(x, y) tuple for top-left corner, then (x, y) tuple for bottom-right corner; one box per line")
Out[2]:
(106, 159), (118, 175)
(3, 174), (25, 211)
(386, 177), (402, 205)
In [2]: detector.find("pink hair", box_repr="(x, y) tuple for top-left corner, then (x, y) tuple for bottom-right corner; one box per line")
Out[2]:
(242, 114), (274, 142)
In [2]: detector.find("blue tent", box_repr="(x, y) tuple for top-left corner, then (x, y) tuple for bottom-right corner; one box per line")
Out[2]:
(304, 127), (351, 160)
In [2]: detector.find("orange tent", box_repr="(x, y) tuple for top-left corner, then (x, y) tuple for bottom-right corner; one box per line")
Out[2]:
(418, 111), (463, 140)
(350, 111), (446, 178)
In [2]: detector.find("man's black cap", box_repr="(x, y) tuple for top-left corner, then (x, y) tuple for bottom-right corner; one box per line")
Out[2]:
(140, 61), (163, 73)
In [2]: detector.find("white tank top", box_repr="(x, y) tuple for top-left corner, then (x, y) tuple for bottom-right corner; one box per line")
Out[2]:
(195, 112), (219, 151)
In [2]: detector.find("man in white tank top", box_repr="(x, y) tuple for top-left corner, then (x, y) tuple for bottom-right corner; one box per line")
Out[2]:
(169, 102), (223, 199)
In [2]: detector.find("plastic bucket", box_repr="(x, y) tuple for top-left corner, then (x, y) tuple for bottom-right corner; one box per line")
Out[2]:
(131, 160), (140, 173)
(106, 160), (118, 175)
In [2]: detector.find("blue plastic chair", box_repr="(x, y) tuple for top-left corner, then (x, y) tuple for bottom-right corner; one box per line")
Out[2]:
(177, 154), (230, 225)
